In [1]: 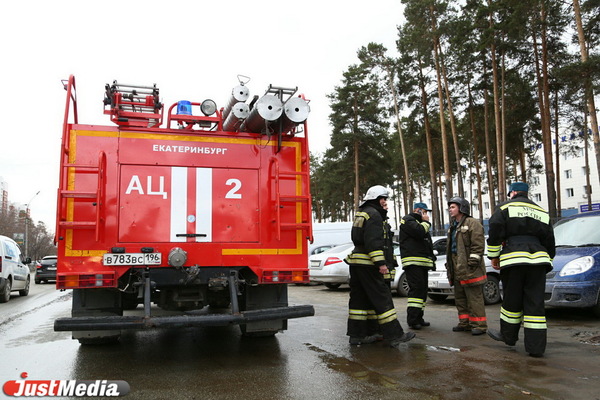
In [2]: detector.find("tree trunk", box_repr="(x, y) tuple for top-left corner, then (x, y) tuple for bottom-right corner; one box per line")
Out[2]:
(438, 40), (464, 197)
(573, 0), (600, 189)
(554, 90), (562, 213)
(353, 97), (360, 210)
(584, 111), (592, 210)
(489, 4), (505, 202)
(431, 6), (453, 199)
(388, 68), (412, 215)
(501, 47), (507, 185)
(467, 81), (484, 223)
(483, 56), (497, 212)
(418, 58), (441, 232)
(532, 5), (558, 220)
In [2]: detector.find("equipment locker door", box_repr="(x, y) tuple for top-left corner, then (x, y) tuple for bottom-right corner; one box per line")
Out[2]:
(118, 165), (259, 243)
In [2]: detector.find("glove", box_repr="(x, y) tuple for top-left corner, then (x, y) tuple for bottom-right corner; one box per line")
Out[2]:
(468, 258), (480, 268)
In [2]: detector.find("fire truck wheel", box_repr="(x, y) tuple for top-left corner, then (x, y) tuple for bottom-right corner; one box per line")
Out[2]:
(207, 292), (231, 308)
(121, 293), (139, 310)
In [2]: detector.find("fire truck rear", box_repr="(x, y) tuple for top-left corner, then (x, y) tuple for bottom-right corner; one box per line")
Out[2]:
(54, 75), (315, 344)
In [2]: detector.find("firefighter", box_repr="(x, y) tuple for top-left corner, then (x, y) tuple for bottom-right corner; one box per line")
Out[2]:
(486, 182), (555, 357)
(399, 202), (436, 330)
(345, 185), (415, 347)
(445, 196), (488, 335)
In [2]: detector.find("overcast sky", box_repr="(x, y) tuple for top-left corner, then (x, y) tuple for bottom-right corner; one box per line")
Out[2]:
(0, 0), (404, 229)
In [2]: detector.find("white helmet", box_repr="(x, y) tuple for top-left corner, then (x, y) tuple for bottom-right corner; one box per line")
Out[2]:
(360, 185), (389, 207)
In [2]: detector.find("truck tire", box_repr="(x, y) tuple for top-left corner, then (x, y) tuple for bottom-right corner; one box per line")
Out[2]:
(121, 293), (139, 310)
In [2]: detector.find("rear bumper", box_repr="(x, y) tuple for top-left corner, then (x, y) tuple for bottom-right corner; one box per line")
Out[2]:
(54, 304), (315, 331)
(35, 271), (57, 280)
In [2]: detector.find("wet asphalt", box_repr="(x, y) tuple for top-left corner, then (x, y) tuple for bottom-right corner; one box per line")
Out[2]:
(1, 283), (599, 400)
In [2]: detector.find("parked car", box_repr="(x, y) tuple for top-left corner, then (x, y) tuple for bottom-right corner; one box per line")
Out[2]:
(546, 210), (600, 317)
(309, 242), (404, 292)
(389, 236), (447, 297)
(310, 244), (338, 256)
(427, 244), (502, 305)
(309, 243), (353, 289)
(35, 255), (58, 284)
(0, 235), (31, 303)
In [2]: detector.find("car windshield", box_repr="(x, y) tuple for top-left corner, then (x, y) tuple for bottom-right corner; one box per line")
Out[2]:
(554, 215), (600, 246)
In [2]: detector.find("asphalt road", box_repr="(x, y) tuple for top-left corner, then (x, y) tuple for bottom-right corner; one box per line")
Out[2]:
(1, 283), (599, 400)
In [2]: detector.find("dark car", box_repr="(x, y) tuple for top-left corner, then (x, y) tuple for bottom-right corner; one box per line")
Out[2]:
(35, 255), (57, 284)
(546, 211), (600, 317)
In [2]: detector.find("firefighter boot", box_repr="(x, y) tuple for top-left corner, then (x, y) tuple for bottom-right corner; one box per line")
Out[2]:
(389, 332), (416, 348)
(349, 335), (379, 345)
(487, 329), (516, 346)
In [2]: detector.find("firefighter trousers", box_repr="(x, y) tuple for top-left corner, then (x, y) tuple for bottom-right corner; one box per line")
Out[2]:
(347, 264), (404, 340)
(499, 265), (547, 355)
(451, 255), (487, 330)
(405, 265), (428, 326)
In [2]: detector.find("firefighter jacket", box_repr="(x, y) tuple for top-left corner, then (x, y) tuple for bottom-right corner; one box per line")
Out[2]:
(399, 212), (435, 270)
(346, 202), (397, 269)
(445, 215), (487, 287)
(487, 195), (555, 272)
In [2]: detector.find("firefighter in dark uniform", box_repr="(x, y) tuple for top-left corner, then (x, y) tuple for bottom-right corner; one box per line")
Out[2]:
(345, 185), (415, 347)
(487, 182), (555, 357)
(399, 202), (436, 330)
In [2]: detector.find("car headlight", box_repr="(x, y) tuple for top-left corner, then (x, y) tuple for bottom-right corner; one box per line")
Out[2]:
(559, 256), (594, 277)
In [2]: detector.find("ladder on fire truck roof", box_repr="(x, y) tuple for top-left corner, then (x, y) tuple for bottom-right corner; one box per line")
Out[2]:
(56, 76), (106, 242)
(270, 156), (313, 242)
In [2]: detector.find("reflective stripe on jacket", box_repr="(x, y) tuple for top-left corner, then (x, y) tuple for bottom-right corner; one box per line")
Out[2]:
(445, 216), (487, 286)
(346, 205), (395, 268)
(487, 196), (555, 272)
(399, 212), (435, 269)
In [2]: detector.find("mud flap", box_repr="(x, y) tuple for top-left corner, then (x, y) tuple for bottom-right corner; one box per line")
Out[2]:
(240, 284), (288, 335)
(72, 288), (122, 344)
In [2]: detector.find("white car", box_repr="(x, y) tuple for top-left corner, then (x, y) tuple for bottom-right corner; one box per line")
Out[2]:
(427, 250), (502, 305)
(0, 235), (32, 303)
(390, 236), (448, 297)
(309, 243), (353, 289)
(310, 242), (403, 291)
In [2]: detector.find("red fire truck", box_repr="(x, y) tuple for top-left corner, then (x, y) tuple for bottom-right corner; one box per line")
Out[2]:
(54, 75), (315, 344)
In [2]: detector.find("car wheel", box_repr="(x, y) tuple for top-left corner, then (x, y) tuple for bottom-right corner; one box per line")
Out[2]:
(0, 279), (12, 303)
(19, 277), (30, 297)
(325, 283), (342, 290)
(428, 294), (448, 302)
(396, 273), (409, 297)
(483, 275), (501, 305)
(35, 278), (41, 284)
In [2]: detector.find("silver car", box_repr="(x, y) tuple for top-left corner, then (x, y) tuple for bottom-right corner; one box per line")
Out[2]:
(310, 242), (403, 292)
(427, 246), (502, 305)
